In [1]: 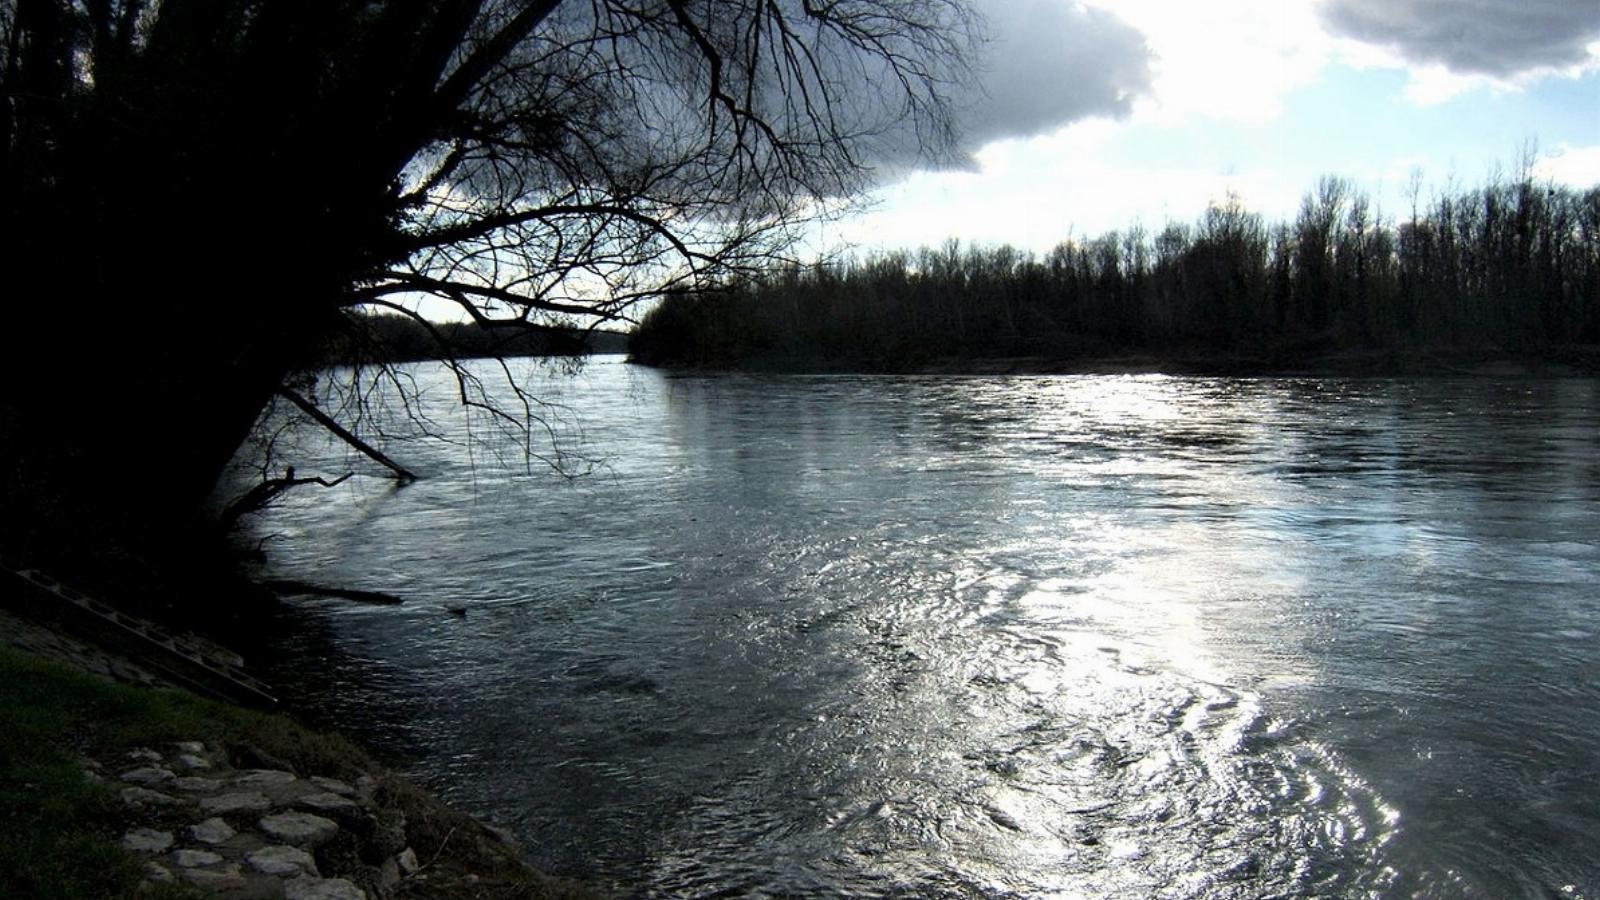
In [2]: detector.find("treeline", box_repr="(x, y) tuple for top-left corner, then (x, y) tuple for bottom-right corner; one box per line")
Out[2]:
(320, 312), (630, 365)
(630, 174), (1600, 370)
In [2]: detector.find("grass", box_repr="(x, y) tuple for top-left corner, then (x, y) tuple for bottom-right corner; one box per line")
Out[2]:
(0, 644), (380, 899)
(0, 647), (210, 898)
(0, 644), (604, 899)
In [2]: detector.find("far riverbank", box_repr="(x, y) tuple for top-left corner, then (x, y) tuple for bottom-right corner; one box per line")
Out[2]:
(633, 344), (1600, 378)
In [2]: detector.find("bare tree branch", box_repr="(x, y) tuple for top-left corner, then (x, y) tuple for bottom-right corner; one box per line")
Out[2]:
(276, 387), (420, 483)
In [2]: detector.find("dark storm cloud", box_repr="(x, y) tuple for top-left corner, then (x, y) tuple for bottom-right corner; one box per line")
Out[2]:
(960, 0), (1153, 146)
(863, 0), (1151, 172)
(1319, 0), (1600, 77)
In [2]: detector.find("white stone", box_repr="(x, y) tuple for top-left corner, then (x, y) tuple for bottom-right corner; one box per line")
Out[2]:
(309, 776), (356, 797)
(126, 748), (163, 764)
(395, 847), (419, 876)
(173, 775), (222, 792)
(143, 862), (174, 884)
(171, 848), (223, 868)
(235, 768), (298, 786)
(174, 753), (211, 770)
(120, 786), (187, 807)
(172, 741), (206, 754)
(246, 845), (320, 877)
(121, 828), (174, 853)
(189, 817), (236, 845)
(259, 811), (340, 847)
(297, 791), (358, 813)
(200, 791), (272, 814)
(118, 766), (175, 784)
(284, 876), (367, 900)
(181, 865), (247, 890)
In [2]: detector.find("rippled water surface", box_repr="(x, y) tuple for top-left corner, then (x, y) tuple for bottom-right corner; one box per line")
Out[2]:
(239, 360), (1600, 898)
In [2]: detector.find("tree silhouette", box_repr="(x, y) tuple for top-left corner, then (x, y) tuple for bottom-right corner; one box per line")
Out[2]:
(631, 171), (1600, 371)
(0, 1), (975, 558)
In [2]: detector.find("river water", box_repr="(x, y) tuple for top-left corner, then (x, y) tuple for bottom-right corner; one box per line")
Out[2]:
(237, 359), (1600, 899)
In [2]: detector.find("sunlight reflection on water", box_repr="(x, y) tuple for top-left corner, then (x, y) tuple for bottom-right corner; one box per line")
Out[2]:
(235, 360), (1600, 898)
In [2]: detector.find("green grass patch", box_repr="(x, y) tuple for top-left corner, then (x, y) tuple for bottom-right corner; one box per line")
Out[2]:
(0, 646), (375, 898)
(0, 644), (601, 899)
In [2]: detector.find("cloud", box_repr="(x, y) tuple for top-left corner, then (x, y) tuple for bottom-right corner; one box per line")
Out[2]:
(1534, 144), (1600, 187)
(1318, 0), (1600, 78)
(958, 1), (1153, 147)
(842, 1), (1152, 179)
(1082, 0), (1335, 124)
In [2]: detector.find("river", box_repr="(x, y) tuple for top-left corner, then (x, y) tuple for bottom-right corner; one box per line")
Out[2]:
(236, 358), (1600, 898)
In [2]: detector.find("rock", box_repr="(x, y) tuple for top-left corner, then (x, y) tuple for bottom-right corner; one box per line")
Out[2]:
(395, 848), (419, 876)
(285, 876), (368, 900)
(260, 811), (341, 847)
(182, 865), (249, 891)
(118, 766), (175, 784)
(171, 848), (224, 868)
(122, 827), (174, 853)
(378, 855), (400, 891)
(120, 786), (187, 807)
(231, 742), (295, 773)
(190, 817), (237, 844)
(310, 776), (356, 797)
(297, 792), (359, 814)
(126, 747), (163, 764)
(173, 741), (206, 754)
(235, 768), (298, 787)
(143, 861), (175, 884)
(246, 845), (320, 877)
(174, 753), (212, 770)
(174, 775), (224, 792)
(201, 791), (273, 814)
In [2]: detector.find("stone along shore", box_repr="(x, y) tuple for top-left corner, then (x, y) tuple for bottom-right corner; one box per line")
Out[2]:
(102, 740), (415, 899)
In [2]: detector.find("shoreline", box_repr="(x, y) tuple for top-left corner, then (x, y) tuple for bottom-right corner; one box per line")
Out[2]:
(632, 345), (1600, 379)
(0, 605), (604, 899)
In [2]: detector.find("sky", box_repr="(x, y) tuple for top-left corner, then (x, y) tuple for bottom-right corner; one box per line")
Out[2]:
(825, 0), (1600, 256)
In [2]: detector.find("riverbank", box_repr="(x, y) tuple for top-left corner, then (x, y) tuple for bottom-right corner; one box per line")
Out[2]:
(0, 607), (602, 900)
(636, 344), (1600, 378)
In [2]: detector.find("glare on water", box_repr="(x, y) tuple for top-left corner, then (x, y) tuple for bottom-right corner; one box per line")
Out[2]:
(236, 360), (1600, 899)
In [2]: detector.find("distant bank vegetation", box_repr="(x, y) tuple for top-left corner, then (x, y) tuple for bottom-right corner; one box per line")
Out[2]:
(322, 312), (630, 365)
(630, 174), (1600, 371)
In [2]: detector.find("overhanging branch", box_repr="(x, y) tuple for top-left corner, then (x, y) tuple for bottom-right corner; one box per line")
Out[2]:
(276, 387), (419, 483)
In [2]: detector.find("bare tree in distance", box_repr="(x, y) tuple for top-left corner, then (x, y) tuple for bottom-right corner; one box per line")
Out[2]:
(0, 0), (978, 555)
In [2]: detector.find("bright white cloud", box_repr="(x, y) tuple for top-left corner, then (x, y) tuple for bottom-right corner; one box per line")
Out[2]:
(1533, 144), (1600, 187)
(1080, 0), (1334, 124)
(833, 120), (1305, 254)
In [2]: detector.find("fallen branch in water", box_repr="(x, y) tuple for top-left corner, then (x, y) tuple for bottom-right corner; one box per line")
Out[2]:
(260, 579), (404, 606)
(220, 470), (352, 532)
(276, 387), (419, 483)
